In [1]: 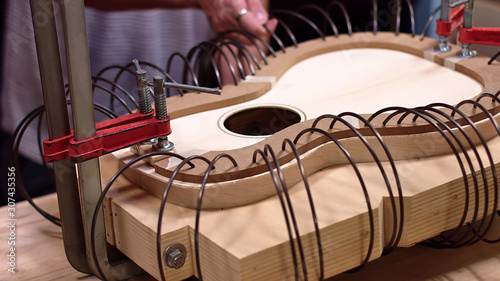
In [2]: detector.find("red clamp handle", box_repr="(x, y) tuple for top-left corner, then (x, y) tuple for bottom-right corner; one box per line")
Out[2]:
(459, 27), (500, 46)
(43, 112), (171, 163)
(436, 6), (464, 37)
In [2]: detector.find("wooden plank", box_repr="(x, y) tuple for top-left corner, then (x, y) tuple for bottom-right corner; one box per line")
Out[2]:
(105, 32), (500, 280)
(2, 192), (500, 280)
(120, 32), (500, 209)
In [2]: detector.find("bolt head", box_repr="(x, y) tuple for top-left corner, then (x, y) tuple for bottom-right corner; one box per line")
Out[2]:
(168, 249), (185, 268)
(164, 243), (187, 269)
(153, 138), (175, 151)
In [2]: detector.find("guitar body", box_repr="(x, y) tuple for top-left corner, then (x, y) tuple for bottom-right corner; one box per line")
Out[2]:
(104, 32), (500, 280)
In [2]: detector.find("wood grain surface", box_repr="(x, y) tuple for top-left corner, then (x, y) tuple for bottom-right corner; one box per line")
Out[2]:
(2, 192), (500, 280)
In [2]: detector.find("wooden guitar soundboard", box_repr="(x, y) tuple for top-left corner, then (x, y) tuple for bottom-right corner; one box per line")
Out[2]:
(101, 32), (500, 280)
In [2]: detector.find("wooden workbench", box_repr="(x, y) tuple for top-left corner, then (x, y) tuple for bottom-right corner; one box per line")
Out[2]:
(2, 193), (500, 281)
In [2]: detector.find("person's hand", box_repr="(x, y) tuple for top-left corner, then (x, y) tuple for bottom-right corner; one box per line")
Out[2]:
(86, 0), (277, 37)
(198, 0), (276, 37)
(197, 0), (278, 86)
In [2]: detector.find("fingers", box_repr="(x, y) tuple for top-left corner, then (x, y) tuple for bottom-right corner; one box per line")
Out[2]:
(246, 0), (268, 23)
(264, 18), (278, 34)
(198, 0), (243, 33)
(238, 9), (267, 36)
(199, 0), (273, 37)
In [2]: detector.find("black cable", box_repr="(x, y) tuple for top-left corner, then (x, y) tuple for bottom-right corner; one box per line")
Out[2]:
(91, 83), (134, 114)
(410, 107), (481, 248)
(337, 112), (404, 254)
(281, 138), (324, 280)
(36, 111), (56, 184)
(167, 52), (201, 88)
(293, 127), (374, 272)
(91, 76), (139, 109)
(186, 44), (223, 88)
(296, 4), (339, 37)
(372, 0), (378, 35)
(157, 155), (209, 281)
(91, 151), (194, 281)
(197, 41), (240, 85)
(312, 114), (398, 254)
(368, 106), (475, 248)
(211, 39), (248, 78)
(326, 0), (353, 36)
(455, 99), (500, 243)
(194, 154), (237, 281)
(419, 6), (440, 41)
(387, 106), (485, 248)
(271, 9), (326, 41)
(253, 148), (299, 280)
(488, 50), (500, 65)
(8, 106), (61, 226)
(263, 22), (287, 53)
(94, 65), (137, 111)
(123, 60), (183, 97)
(263, 144), (308, 280)
(437, 102), (498, 246)
(222, 30), (276, 62)
(272, 17), (299, 48)
(216, 36), (259, 75)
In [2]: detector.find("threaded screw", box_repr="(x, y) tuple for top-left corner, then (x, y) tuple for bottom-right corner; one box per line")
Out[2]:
(135, 69), (152, 115)
(153, 76), (174, 151)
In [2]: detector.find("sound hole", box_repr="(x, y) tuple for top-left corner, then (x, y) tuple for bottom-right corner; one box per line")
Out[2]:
(223, 106), (302, 136)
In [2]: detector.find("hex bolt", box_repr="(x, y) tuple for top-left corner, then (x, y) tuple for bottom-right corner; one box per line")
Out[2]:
(167, 249), (185, 269)
(163, 243), (187, 269)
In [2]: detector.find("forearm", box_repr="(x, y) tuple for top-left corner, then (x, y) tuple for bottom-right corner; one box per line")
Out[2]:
(84, 0), (200, 11)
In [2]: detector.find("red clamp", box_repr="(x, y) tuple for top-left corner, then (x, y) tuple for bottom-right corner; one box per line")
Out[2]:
(436, 6), (464, 37)
(43, 112), (171, 163)
(459, 27), (500, 46)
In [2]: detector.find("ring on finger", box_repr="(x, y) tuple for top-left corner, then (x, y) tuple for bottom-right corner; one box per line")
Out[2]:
(236, 8), (248, 21)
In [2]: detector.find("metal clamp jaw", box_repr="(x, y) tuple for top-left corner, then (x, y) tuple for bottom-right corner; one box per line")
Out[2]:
(134, 60), (221, 152)
(42, 60), (221, 164)
(435, 0), (464, 52)
(435, 0), (500, 58)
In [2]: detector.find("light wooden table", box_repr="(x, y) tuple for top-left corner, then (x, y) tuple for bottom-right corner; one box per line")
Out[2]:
(2, 193), (500, 281)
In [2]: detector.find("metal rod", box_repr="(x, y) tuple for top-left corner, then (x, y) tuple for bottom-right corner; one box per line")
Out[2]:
(450, 0), (469, 8)
(458, 0), (477, 58)
(148, 81), (222, 95)
(441, 0), (450, 21)
(154, 76), (168, 120)
(153, 76), (175, 151)
(29, 0), (90, 273)
(463, 0), (474, 29)
(436, 0), (451, 52)
(135, 69), (152, 114)
(59, 0), (142, 279)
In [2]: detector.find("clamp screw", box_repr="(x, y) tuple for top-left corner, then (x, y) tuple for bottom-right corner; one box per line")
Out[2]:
(153, 75), (175, 151)
(164, 243), (187, 269)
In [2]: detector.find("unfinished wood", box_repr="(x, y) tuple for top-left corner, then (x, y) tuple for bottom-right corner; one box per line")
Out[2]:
(116, 32), (500, 209)
(108, 134), (500, 280)
(5, 193), (500, 281)
(110, 160), (383, 281)
(117, 111), (500, 210)
(153, 36), (497, 186)
(105, 32), (500, 281)
(0, 193), (155, 281)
